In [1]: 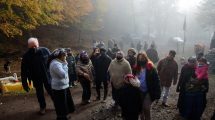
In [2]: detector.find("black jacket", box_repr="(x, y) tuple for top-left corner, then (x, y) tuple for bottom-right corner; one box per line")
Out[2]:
(21, 47), (50, 88)
(145, 66), (161, 102)
(94, 53), (112, 81)
(134, 63), (161, 102)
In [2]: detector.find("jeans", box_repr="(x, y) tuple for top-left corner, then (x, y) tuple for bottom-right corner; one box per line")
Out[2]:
(161, 86), (170, 103)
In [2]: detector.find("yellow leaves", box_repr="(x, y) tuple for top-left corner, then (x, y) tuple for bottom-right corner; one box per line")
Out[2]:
(0, 0), (95, 37)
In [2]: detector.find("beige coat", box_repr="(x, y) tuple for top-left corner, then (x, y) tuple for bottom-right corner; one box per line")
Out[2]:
(108, 58), (132, 89)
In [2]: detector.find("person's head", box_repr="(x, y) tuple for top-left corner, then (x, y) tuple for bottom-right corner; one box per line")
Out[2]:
(65, 48), (72, 56)
(53, 48), (67, 61)
(136, 52), (149, 67)
(28, 37), (39, 48)
(116, 51), (124, 61)
(198, 57), (207, 65)
(100, 47), (106, 55)
(93, 47), (100, 56)
(168, 50), (176, 60)
(80, 51), (89, 64)
(127, 48), (136, 57)
(188, 57), (197, 67)
(197, 52), (204, 61)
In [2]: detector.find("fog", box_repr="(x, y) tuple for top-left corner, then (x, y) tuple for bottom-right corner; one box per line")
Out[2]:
(100, 0), (212, 58)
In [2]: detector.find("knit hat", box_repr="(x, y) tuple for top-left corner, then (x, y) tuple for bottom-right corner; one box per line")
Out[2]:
(52, 48), (66, 57)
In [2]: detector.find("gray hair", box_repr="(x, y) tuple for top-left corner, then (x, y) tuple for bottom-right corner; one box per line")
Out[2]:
(28, 37), (39, 47)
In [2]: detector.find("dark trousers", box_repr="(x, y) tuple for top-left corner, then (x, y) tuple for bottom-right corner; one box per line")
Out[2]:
(111, 83), (118, 104)
(52, 88), (75, 120)
(96, 80), (108, 99)
(79, 79), (91, 101)
(183, 92), (207, 120)
(33, 79), (53, 109)
(68, 73), (77, 86)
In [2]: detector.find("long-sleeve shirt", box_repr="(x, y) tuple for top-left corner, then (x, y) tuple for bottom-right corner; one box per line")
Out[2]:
(50, 59), (69, 90)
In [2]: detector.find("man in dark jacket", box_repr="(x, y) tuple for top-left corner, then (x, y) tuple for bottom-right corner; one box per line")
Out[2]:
(21, 37), (53, 115)
(94, 47), (112, 101)
(146, 43), (159, 64)
(157, 50), (178, 107)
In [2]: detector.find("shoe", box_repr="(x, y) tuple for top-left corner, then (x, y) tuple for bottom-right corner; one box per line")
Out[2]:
(162, 102), (170, 107)
(39, 108), (46, 115)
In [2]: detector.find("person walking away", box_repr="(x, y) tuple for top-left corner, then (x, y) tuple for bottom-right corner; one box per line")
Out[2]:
(49, 49), (75, 120)
(21, 37), (53, 115)
(108, 51), (131, 110)
(66, 48), (77, 87)
(94, 47), (112, 102)
(76, 51), (94, 105)
(157, 50), (178, 107)
(136, 41), (142, 53)
(146, 43), (159, 64)
(133, 52), (161, 120)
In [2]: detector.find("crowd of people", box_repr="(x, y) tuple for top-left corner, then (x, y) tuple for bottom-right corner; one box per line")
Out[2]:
(21, 37), (210, 120)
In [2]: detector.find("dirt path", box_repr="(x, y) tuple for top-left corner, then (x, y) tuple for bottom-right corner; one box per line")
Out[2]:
(0, 75), (215, 120)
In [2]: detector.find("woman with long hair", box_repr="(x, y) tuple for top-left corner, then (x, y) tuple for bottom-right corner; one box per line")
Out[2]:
(133, 52), (161, 120)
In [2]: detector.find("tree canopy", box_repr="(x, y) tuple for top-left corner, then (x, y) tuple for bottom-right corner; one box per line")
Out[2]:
(197, 0), (215, 30)
(0, 0), (93, 37)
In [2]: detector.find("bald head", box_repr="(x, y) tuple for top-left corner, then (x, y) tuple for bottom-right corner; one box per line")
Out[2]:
(28, 37), (39, 48)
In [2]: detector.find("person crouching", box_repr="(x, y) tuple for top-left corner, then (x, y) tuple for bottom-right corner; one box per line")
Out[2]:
(49, 49), (75, 120)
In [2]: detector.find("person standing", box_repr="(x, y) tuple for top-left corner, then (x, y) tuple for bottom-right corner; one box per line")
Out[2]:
(157, 50), (178, 106)
(66, 48), (77, 87)
(176, 57), (208, 120)
(76, 51), (94, 105)
(126, 48), (137, 69)
(146, 43), (159, 64)
(49, 49), (75, 120)
(21, 37), (53, 114)
(108, 51), (132, 108)
(94, 47), (112, 101)
(133, 52), (161, 120)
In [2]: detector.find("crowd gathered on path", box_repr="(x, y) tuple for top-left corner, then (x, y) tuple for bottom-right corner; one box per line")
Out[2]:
(21, 37), (211, 120)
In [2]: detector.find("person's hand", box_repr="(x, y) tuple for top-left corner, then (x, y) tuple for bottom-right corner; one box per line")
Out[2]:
(83, 73), (90, 81)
